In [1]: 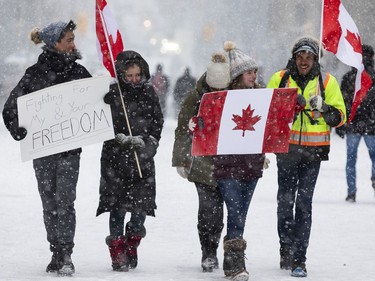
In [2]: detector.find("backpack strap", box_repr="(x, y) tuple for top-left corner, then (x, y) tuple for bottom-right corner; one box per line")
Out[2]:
(278, 69), (290, 88)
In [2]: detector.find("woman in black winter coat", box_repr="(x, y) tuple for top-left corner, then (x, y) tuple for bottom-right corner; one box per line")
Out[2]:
(2, 20), (91, 276)
(97, 50), (164, 272)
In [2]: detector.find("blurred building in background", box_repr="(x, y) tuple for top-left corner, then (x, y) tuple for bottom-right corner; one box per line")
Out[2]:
(1, 0), (374, 111)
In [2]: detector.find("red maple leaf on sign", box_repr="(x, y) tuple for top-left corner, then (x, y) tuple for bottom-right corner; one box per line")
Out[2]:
(345, 29), (362, 54)
(232, 104), (261, 137)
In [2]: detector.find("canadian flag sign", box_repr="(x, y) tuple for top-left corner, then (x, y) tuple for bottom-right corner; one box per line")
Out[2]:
(96, 0), (124, 77)
(191, 88), (298, 156)
(322, 0), (372, 122)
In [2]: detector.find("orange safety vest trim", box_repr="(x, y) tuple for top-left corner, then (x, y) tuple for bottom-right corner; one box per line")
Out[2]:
(289, 130), (331, 146)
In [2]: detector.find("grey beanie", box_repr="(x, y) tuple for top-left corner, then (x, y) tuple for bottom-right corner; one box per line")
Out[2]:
(206, 53), (230, 89)
(292, 36), (319, 57)
(223, 41), (258, 81)
(39, 20), (73, 48)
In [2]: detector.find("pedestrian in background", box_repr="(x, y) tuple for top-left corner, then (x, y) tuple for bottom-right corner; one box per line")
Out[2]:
(336, 44), (375, 202)
(172, 67), (196, 118)
(151, 63), (170, 116)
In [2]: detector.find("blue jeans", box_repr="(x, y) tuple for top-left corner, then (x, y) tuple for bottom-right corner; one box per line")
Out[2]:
(346, 133), (375, 195)
(218, 179), (258, 240)
(276, 152), (321, 262)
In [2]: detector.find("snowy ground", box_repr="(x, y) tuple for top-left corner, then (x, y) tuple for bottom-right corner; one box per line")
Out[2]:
(1, 117), (375, 281)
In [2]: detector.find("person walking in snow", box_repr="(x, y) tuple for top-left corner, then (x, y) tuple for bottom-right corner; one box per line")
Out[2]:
(194, 41), (266, 281)
(150, 63), (170, 116)
(96, 50), (164, 272)
(335, 44), (375, 203)
(2, 20), (91, 276)
(172, 67), (196, 117)
(267, 36), (346, 277)
(172, 52), (230, 272)
(213, 41), (267, 281)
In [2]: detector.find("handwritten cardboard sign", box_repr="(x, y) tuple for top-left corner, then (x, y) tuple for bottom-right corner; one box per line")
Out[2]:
(17, 76), (114, 161)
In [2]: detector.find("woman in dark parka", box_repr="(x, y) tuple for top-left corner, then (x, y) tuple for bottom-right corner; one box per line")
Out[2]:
(96, 50), (164, 272)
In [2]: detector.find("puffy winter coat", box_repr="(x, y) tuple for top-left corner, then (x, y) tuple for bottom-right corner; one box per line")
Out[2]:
(172, 73), (217, 187)
(96, 50), (164, 217)
(2, 47), (91, 157)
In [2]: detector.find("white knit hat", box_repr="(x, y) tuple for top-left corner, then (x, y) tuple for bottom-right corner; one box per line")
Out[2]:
(224, 41), (258, 81)
(206, 53), (230, 89)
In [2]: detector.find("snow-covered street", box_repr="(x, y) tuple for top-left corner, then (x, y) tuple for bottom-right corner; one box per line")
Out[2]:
(1, 117), (375, 281)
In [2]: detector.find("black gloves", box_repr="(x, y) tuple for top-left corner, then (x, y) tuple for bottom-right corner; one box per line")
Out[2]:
(295, 94), (306, 113)
(115, 133), (146, 150)
(103, 91), (117, 104)
(12, 127), (27, 141)
(335, 127), (346, 139)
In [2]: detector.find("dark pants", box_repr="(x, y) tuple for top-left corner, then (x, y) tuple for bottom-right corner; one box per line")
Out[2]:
(109, 210), (147, 237)
(195, 183), (224, 258)
(276, 152), (321, 263)
(33, 153), (80, 253)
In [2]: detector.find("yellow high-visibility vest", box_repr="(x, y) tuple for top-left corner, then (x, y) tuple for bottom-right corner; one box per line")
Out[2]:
(267, 70), (346, 146)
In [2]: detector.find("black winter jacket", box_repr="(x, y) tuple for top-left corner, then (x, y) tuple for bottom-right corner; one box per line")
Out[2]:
(2, 48), (91, 156)
(97, 51), (164, 217)
(337, 59), (375, 135)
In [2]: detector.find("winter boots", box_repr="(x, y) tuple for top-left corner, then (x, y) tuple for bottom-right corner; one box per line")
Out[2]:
(106, 225), (145, 272)
(106, 235), (129, 272)
(223, 237), (249, 281)
(345, 193), (356, 202)
(199, 231), (221, 272)
(46, 251), (60, 273)
(125, 234), (142, 269)
(291, 259), (307, 277)
(58, 253), (75, 276)
(46, 244), (75, 276)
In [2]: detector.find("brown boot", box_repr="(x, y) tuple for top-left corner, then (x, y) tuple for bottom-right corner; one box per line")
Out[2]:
(223, 238), (247, 278)
(106, 235), (128, 271)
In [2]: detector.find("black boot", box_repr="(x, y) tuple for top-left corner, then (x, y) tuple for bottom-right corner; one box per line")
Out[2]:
(57, 245), (75, 276)
(223, 238), (248, 280)
(200, 231), (221, 272)
(46, 244), (62, 273)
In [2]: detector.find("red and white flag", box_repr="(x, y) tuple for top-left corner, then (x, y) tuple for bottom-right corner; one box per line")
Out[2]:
(191, 88), (298, 156)
(322, 0), (372, 122)
(96, 0), (124, 77)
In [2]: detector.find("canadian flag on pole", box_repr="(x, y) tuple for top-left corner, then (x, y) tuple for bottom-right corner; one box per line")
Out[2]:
(322, 0), (373, 122)
(191, 88), (298, 156)
(96, 0), (124, 77)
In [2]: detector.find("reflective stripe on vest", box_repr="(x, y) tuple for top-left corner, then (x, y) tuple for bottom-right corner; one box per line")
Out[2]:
(278, 70), (332, 146)
(289, 130), (330, 146)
